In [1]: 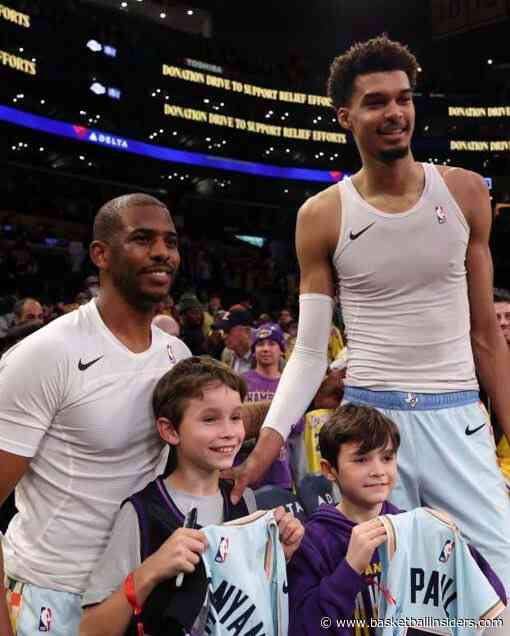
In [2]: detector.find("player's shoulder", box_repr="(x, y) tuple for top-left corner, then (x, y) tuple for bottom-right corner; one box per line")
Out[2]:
(437, 165), (487, 193)
(297, 185), (341, 250)
(151, 328), (191, 361)
(299, 184), (341, 223)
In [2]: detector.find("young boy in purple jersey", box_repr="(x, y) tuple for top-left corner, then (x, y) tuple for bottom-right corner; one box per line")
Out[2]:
(237, 323), (304, 489)
(288, 404), (505, 635)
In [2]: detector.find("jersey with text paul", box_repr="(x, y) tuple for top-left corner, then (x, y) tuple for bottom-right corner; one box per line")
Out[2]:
(377, 508), (505, 635)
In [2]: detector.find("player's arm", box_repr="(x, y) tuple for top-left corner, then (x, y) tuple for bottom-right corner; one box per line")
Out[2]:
(223, 192), (338, 503)
(464, 172), (510, 441)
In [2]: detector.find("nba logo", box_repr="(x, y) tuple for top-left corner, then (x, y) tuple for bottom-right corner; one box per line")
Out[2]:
(214, 536), (229, 563)
(167, 344), (176, 363)
(439, 539), (455, 563)
(38, 606), (53, 631)
(435, 205), (447, 224)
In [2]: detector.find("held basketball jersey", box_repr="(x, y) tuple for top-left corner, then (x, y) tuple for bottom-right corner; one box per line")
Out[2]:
(376, 508), (505, 635)
(199, 510), (288, 636)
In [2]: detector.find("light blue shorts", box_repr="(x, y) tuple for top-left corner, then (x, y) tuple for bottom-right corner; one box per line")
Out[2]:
(344, 387), (510, 596)
(5, 577), (82, 636)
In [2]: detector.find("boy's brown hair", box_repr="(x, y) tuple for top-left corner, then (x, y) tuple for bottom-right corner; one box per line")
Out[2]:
(327, 35), (419, 110)
(319, 403), (400, 467)
(153, 356), (247, 428)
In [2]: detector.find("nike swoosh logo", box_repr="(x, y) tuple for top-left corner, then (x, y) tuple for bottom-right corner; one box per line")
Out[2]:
(350, 222), (375, 241)
(465, 423), (486, 436)
(78, 355), (104, 371)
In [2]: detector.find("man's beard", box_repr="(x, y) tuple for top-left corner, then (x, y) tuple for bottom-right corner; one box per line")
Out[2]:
(378, 144), (410, 163)
(111, 266), (169, 311)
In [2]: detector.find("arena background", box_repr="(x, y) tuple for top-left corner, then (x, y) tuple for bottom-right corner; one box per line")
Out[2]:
(1, 0), (510, 309)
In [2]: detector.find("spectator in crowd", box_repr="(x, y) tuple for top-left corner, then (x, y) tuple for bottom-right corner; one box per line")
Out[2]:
(237, 323), (303, 490)
(178, 293), (207, 355)
(494, 288), (510, 346)
(202, 293), (223, 337)
(84, 275), (99, 298)
(278, 308), (294, 333)
(13, 297), (44, 325)
(494, 288), (510, 488)
(216, 308), (254, 374)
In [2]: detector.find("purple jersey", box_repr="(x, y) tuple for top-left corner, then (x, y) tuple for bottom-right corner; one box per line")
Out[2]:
(237, 370), (303, 490)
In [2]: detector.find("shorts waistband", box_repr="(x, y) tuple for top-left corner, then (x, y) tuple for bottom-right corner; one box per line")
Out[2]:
(343, 387), (479, 411)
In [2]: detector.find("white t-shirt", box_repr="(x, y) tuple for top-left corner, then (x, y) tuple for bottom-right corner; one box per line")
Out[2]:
(0, 300), (191, 593)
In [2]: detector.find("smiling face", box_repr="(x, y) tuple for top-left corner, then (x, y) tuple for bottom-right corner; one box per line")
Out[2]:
(160, 382), (245, 475)
(95, 204), (180, 310)
(339, 70), (415, 164)
(323, 441), (398, 510)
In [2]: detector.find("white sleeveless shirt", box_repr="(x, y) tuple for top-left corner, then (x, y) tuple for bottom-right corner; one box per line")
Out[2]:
(333, 162), (478, 392)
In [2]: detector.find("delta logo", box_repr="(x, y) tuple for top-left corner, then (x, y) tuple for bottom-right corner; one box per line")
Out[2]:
(88, 131), (128, 149)
(72, 125), (89, 138)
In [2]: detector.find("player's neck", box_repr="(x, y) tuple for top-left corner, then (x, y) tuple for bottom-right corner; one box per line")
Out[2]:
(255, 364), (281, 379)
(166, 464), (220, 497)
(95, 288), (154, 353)
(356, 153), (421, 199)
(337, 497), (383, 524)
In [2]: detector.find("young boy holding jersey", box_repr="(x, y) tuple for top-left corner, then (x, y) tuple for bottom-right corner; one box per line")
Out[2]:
(80, 357), (303, 636)
(288, 404), (505, 635)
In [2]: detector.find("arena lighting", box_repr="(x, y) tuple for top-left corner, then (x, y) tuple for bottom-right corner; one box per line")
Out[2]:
(0, 104), (347, 183)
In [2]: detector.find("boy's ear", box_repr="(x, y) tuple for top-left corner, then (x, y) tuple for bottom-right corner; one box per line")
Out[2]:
(320, 458), (339, 483)
(157, 417), (179, 446)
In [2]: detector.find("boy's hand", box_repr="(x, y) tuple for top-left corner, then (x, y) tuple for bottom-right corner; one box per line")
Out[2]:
(345, 518), (387, 575)
(274, 506), (304, 562)
(141, 528), (208, 585)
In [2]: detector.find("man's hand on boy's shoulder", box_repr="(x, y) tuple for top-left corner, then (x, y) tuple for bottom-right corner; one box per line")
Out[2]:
(140, 528), (208, 586)
(345, 518), (387, 575)
(274, 506), (305, 563)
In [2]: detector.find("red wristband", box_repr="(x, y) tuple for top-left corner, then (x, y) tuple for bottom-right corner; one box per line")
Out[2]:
(124, 572), (145, 636)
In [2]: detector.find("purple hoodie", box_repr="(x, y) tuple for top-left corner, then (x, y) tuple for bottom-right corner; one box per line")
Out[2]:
(288, 503), (506, 636)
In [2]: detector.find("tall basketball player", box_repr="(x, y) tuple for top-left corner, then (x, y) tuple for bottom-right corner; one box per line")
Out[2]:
(224, 36), (510, 601)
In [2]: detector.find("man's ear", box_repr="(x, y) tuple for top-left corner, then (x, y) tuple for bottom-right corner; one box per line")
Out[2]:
(337, 107), (352, 132)
(320, 458), (339, 483)
(89, 240), (110, 271)
(157, 416), (180, 446)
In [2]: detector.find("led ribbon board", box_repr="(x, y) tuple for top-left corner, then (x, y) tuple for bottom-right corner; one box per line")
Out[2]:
(0, 104), (346, 183)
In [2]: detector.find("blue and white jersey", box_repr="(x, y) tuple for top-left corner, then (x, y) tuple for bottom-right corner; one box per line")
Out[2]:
(200, 510), (288, 636)
(377, 508), (505, 635)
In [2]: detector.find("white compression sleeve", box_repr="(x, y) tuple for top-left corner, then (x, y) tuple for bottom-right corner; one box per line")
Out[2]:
(261, 293), (334, 440)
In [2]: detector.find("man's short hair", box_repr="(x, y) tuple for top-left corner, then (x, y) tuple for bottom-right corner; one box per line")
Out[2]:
(93, 193), (168, 243)
(327, 34), (419, 110)
(319, 403), (400, 467)
(494, 288), (510, 303)
(153, 356), (247, 428)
